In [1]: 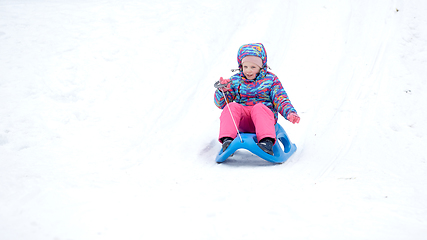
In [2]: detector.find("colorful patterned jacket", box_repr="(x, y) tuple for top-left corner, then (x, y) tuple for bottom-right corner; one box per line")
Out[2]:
(214, 43), (297, 122)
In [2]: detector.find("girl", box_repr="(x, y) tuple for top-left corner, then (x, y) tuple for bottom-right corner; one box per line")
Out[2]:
(214, 43), (300, 155)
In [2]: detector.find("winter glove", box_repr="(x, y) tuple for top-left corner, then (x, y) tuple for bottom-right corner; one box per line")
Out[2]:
(216, 77), (231, 92)
(287, 112), (300, 124)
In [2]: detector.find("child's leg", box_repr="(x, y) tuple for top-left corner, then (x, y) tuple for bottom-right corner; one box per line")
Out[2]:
(218, 102), (244, 142)
(251, 103), (276, 143)
(237, 105), (256, 133)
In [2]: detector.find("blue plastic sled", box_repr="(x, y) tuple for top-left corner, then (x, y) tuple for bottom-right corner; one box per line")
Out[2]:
(215, 124), (297, 164)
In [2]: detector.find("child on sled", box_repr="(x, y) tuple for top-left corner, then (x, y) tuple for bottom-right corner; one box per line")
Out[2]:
(214, 43), (299, 155)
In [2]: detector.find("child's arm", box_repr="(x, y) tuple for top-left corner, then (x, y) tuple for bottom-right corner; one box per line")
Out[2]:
(270, 76), (297, 119)
(214, 87), (235, 109)
(215, 77), (235, 109)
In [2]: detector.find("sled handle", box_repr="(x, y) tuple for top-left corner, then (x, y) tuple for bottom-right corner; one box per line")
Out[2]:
(214, 80), (228, 89)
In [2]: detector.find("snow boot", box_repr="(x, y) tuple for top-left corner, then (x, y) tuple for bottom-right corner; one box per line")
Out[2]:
(257, 137), (274, 155)
(221, 137), (234, 152)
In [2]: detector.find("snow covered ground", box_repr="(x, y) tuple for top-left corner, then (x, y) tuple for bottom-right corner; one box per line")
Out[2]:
(1, 0), (426, 239)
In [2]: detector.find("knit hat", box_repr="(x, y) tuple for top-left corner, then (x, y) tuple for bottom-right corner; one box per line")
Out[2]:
(241, 56), (263, 68)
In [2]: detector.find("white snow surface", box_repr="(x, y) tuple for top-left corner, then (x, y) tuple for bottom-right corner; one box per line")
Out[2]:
(1, 0), (427, 239)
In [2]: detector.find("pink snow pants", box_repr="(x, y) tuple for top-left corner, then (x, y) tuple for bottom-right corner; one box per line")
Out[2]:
(219, 102), (276, 143)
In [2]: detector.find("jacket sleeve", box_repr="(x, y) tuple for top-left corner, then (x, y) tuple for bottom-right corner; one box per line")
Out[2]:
(270, 76), (297, 118)
(214, 88), (235, 109)
(214, 76), (238, 109)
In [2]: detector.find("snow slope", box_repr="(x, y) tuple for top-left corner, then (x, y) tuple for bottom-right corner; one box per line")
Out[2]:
(1, 0), (426, 239)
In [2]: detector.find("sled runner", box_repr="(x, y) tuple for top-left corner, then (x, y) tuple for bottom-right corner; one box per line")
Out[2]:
(215, 123), (297, 164)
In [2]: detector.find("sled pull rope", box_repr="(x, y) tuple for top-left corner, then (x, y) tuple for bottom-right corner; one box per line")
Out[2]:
(220, 88), (243, 143)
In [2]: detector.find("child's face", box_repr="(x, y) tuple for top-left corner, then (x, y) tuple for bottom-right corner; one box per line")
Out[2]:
(242, 62), (261, 80)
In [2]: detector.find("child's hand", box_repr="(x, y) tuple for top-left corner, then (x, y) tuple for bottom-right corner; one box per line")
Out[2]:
(218, 77), (231, 91)
(287, 112), (300, 124)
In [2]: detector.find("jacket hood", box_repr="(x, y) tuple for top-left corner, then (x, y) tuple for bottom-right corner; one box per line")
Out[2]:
(237, 43), (268, 80)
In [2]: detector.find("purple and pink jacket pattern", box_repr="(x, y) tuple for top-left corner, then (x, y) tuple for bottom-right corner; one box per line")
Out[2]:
(214, 43), (297, 122)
